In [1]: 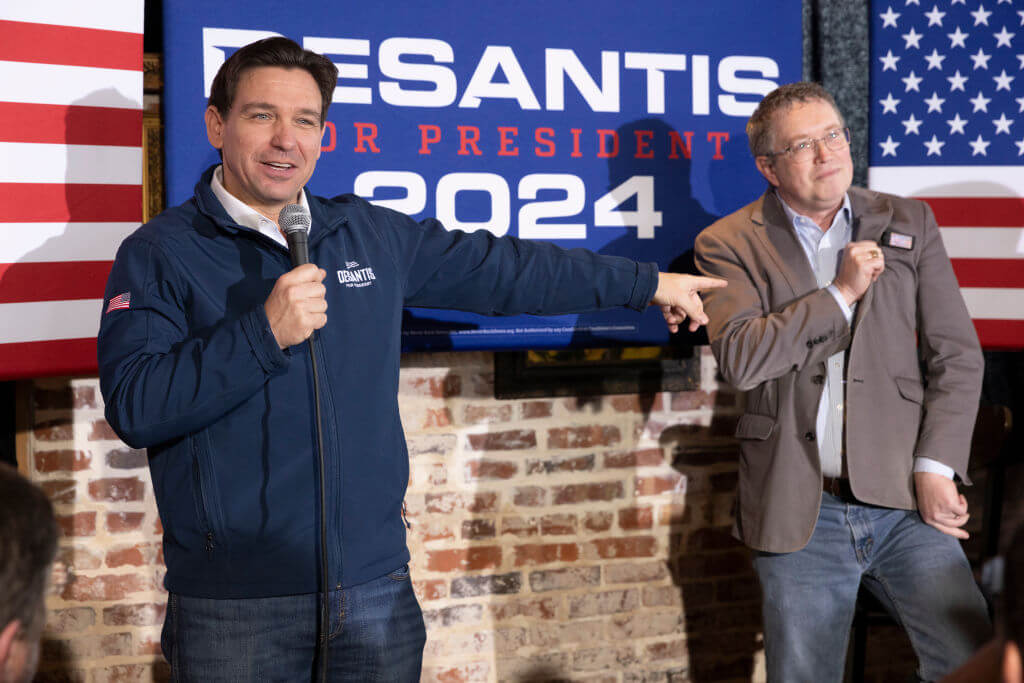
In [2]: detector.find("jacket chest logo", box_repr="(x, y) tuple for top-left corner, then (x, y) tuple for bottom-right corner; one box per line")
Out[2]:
(337, 260), (377, 289)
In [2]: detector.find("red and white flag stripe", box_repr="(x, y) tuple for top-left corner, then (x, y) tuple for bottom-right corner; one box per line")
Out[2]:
(0, 1), (143, 379)
(868, 166), (1024, 350)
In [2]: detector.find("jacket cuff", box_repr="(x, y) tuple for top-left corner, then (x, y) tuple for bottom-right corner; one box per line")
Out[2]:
(240, 307), (290, 376)
(627, 261), (660, 311)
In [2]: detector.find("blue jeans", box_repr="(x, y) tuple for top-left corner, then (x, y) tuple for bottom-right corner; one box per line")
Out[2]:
(161, 565), (426, 682)
(753, 493), (991, 683)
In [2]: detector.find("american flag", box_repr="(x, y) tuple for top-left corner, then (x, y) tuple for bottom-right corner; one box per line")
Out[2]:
(105, 292), (131, 313)
(0, 1), (144, 379)
(869, 0), (1024, 349)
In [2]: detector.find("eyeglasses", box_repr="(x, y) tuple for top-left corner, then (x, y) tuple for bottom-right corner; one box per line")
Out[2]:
(765, 128), (851, 163)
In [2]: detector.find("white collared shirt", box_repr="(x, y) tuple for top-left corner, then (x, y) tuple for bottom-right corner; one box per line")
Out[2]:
(210, 165), (310, 247)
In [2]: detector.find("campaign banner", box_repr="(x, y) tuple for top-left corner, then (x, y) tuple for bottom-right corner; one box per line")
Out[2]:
(164, 1), (801, 350)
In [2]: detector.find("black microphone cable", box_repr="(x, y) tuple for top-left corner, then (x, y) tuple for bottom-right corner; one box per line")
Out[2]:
(280, 204), (330, 683)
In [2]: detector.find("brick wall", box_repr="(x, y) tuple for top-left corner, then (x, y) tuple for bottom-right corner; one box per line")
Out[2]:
(29, 348), (1016, 681)
(24, 348), (765, 682)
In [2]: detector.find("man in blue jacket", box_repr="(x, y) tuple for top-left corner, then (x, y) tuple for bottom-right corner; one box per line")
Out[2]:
(97, 37), (724, 681)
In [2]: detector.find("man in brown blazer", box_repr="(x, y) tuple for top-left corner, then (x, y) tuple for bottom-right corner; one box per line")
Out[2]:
(695, 82), (992, 682)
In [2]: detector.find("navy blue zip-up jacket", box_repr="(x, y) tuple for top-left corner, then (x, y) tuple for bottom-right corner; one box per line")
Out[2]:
(97, 166), (659, 598)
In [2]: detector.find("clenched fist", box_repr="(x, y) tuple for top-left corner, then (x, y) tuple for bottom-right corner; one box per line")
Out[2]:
(834, 240), (885, 305)
(265, 263), (328, 348)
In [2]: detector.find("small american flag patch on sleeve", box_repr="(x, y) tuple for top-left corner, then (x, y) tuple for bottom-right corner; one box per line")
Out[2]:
(106, 292), (131, 313)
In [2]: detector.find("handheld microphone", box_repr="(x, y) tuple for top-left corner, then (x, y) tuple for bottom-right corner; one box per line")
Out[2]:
(280, 203), (312, 268)
(280, 201), (329, 681)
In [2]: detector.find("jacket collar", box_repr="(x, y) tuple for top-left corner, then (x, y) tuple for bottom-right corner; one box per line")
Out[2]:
(749, 189), (818, 297)
(192, 164), (347, 247)
(749, 186), (893, 324)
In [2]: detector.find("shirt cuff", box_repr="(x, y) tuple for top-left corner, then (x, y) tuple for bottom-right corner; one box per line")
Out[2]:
(913, 457), (955, 480)
(826, 284), (854, 323)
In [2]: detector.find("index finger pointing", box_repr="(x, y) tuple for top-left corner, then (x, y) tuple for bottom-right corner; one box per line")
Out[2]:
(688, 276), (728, 291)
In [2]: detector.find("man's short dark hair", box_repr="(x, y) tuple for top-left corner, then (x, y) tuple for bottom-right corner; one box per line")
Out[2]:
(0, 464), (58, 639)
(207, 37), (339, 127)
(1005, 523), (1024, 646)
(746, 81), (845, 157)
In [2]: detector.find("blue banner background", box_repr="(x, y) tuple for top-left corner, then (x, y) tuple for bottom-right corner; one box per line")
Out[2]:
(163, 1), (801, 350)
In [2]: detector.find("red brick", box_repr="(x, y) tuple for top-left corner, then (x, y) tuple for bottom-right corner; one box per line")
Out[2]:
(105, 447), (147, 470)
(609, 394), (664, 412)
(106, 512), (145, 533)
(419, 520), (455, 542)
(402, 375), (462, 398)
(572, 644), (641, 671)
(658, 502), (691, 526)
(525, 454), (594, 475)
(466, 430), (536, 451)
(46, 607), (96, 634)
(35, 449), (92, 473)
(539, 513), (577, 536)
(136, 635), (164, 656)
(645, 639), (687, 661)
(642, 585), (685, 608)
(590, 536), (658, 559)
(62, 573), (152, 601)
(548, 425), (620, 449)
(425, 546), (501, 572)
(604, 561), (668, 584)
(93, 664), (152, 683)
(604, 448), (665, 469)
(56, 545), (103, 571)
(636, 473), (685, 496)
(57, 512), (96, 537)
(514, 543), (579, 566)
(521, 401), (553, 419)
(618, 506), (654, 530)
(421, 407), (452, 428)
(421, 663), (490, 683)
(501, 516), (538, 537)
(413, 579), (448, 601)
(583, 511), (613, 532)
(669, 390), (714, 411)
(422, 603), (484, 629)
(106, 543), (159, 568)
(41, 479), (77, 504)
(461, 518), (496, 540)
(89, 419), (120, 441)
(552, 481), (623, 505)
(424, 463), (447, 486)
(513, 486), (546, 507)
(89, 477), (145, 502)
(102, 602), (166, 626)
(561, 397), (603, 412)
(463, 404), (513, 425)
(490, 597), (558, 621)
(528, 566), (601, 592)
(425, 492), (498, 514)
(34, 419), (74, 441)
(464, 459), (518, 481)
(567, 588), (639, 618)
